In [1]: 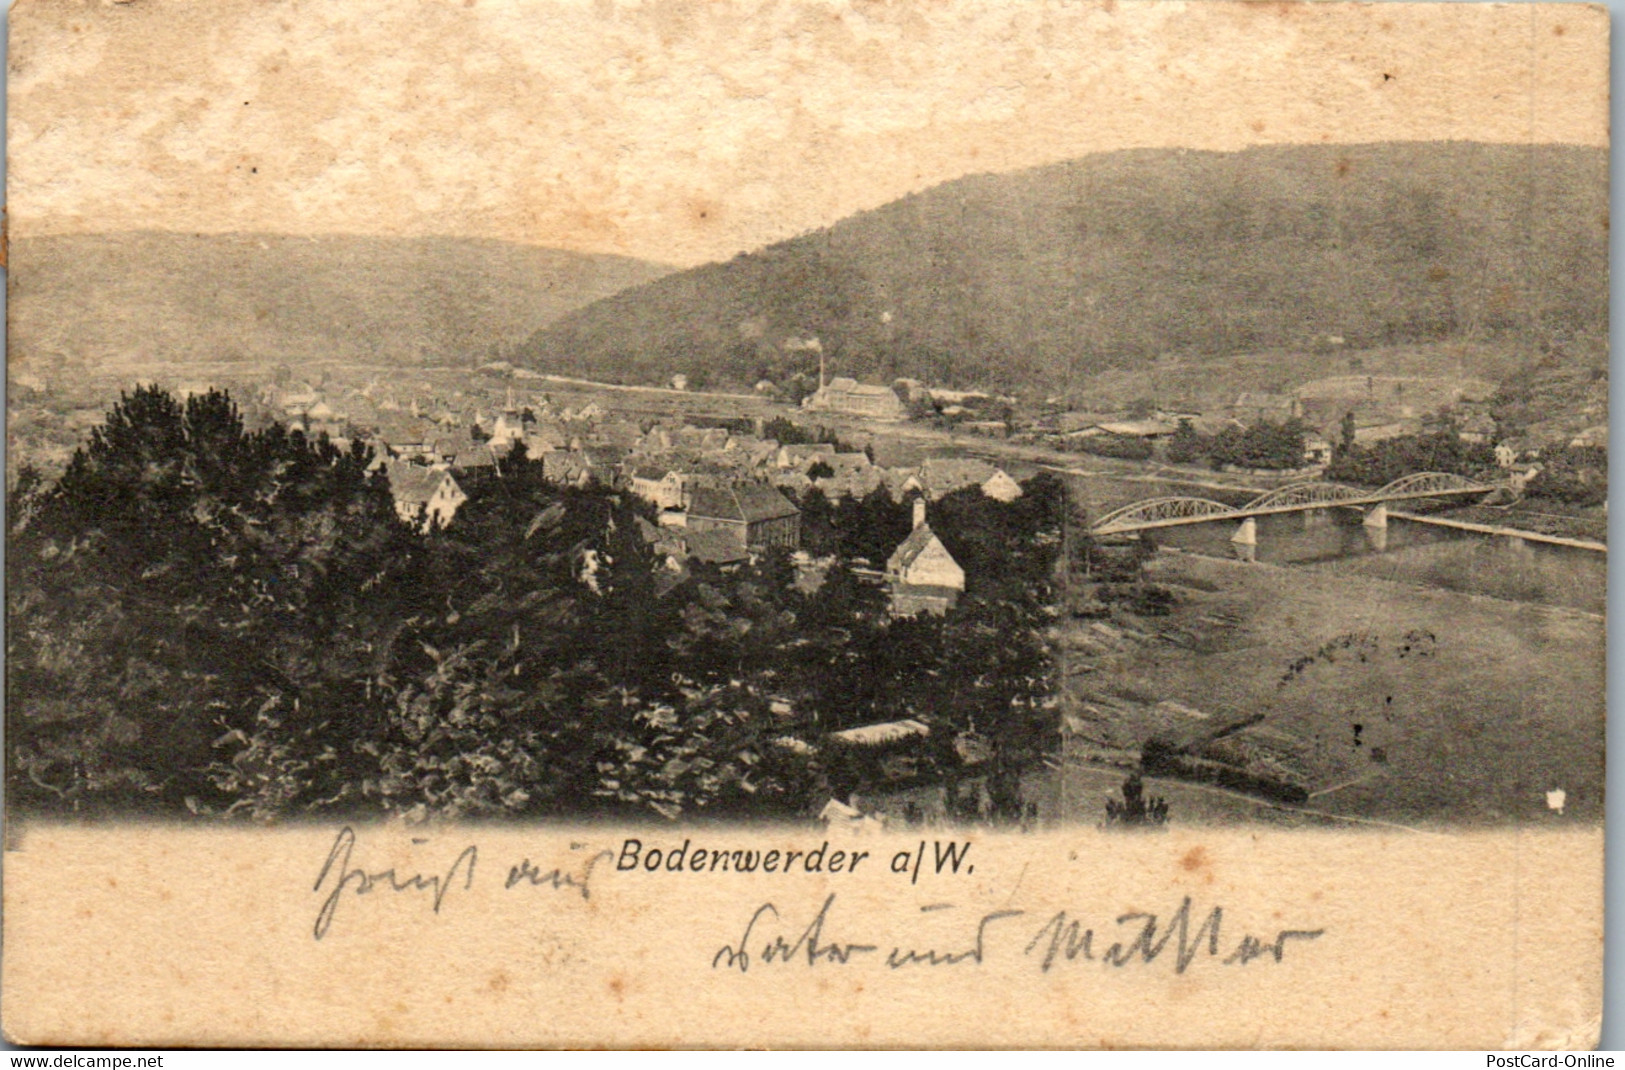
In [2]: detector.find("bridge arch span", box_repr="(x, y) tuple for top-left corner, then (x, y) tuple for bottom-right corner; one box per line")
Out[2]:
(1091, 496), (1237, 535)
(1241, 481), (1367, 512)
(1375, 471), (1494, 497)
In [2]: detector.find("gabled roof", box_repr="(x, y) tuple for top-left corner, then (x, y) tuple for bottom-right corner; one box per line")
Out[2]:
(452, 444), (497, 469)
(377, 418), (433, 444)
(388, 464), (457, 504)
(682, 529), (751, 565)
(916, 457), (1000, 494)
(434, 435), (473, 457)
(779, 444), (827, 464)
(887, 523), (943, 572)
(686, 484), (800, 524)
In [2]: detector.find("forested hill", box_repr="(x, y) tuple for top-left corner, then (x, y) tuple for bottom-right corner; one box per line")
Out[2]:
(516, 142), (1607, 394)
(9, 231), (671, 373)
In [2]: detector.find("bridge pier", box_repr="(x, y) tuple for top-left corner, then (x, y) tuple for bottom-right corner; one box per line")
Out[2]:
(1362, 504), (1389, 552)
(1231, 517), (1258, 562)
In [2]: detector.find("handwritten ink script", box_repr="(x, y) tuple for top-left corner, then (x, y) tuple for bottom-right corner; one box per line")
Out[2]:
(308, 828), (1323, 975)
(711, 894), (1322, 975)
(311, 826), (610, 940)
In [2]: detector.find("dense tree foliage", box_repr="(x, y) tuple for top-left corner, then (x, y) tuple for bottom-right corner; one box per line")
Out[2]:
(9, 387), (1062, 823)
(8, 387), (418, 814)
(1205, 418), (1308, 471)
(1072, 434), (1153, 461)
(1152, 418), (1308, 471)
(1324, 430), (1496, 486)
(1164, 419), (1207, 465)
(1525, 445), (1607, 507)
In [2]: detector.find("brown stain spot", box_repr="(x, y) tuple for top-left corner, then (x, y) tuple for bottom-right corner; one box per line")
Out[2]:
(608, 973), (626, 1001)
(1250, 120), (1266, 134)
(1311, 889), (1324, 901)
(687, 198), (722, 228)
(1179, 846), (1209, 872)
(159, 888), (173, 902)
(1335, 157), (1354, 179)
(107, 877), (118, 889)
(1427, 267), (1450, 283)
(1600, 210), (1609, 234)
(487, 970), (509, 994)
(1553, 23), (1566, 36)
(1101, 0), (1117, 13)
(1380, 19), (1394, 31)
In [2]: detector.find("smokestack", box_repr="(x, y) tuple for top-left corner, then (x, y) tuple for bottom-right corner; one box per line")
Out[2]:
(913, 498), (927, 530)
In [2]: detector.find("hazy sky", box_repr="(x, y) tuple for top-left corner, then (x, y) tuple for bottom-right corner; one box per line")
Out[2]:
(9, 0), (1608, 267)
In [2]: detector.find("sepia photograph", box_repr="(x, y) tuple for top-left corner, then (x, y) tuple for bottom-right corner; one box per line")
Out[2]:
(1, 0), (1608, 1049)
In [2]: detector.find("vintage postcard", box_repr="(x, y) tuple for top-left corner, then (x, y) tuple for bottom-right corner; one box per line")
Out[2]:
(1, 0), (1607, 1050)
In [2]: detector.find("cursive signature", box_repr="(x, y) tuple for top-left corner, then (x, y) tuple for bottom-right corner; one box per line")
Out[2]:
(712, 893), (878, 972)
(712, 893), (1322, 974)
(312, 826), (478, 941)
(505, 849), (614, 900)
(1024, 896), (1324, 973)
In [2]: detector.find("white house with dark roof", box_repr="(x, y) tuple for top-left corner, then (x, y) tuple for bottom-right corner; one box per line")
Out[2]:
(386, 463), (467, 530)
(885, 500), (965, 616)
(629, 466), (689, 510)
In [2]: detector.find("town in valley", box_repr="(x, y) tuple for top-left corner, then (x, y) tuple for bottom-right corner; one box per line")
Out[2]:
(8, 314), (1605, 831)
(7, 141), (1607, 832)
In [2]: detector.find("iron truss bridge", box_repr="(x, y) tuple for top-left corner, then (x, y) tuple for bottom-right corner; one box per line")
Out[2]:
(1089, 472), (1503, 536)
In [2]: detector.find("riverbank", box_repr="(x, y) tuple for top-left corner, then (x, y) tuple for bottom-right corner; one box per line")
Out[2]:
(1044, 550), (1604, 828)
(1311, 529), (1607, 615)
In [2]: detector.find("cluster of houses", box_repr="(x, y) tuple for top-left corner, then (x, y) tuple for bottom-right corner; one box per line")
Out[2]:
(278, 381), (1022, 619)
(1039, 378), (1529, 471)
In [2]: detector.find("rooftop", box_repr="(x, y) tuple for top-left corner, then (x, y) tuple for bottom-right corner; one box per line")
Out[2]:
(687, 484), (800, 524)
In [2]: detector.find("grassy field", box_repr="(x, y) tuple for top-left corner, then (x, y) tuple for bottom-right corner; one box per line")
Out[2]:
(1308, 537), (1607, 615)
(1067, 339), (1530, 414)
(1049, 551), (1604, 829)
